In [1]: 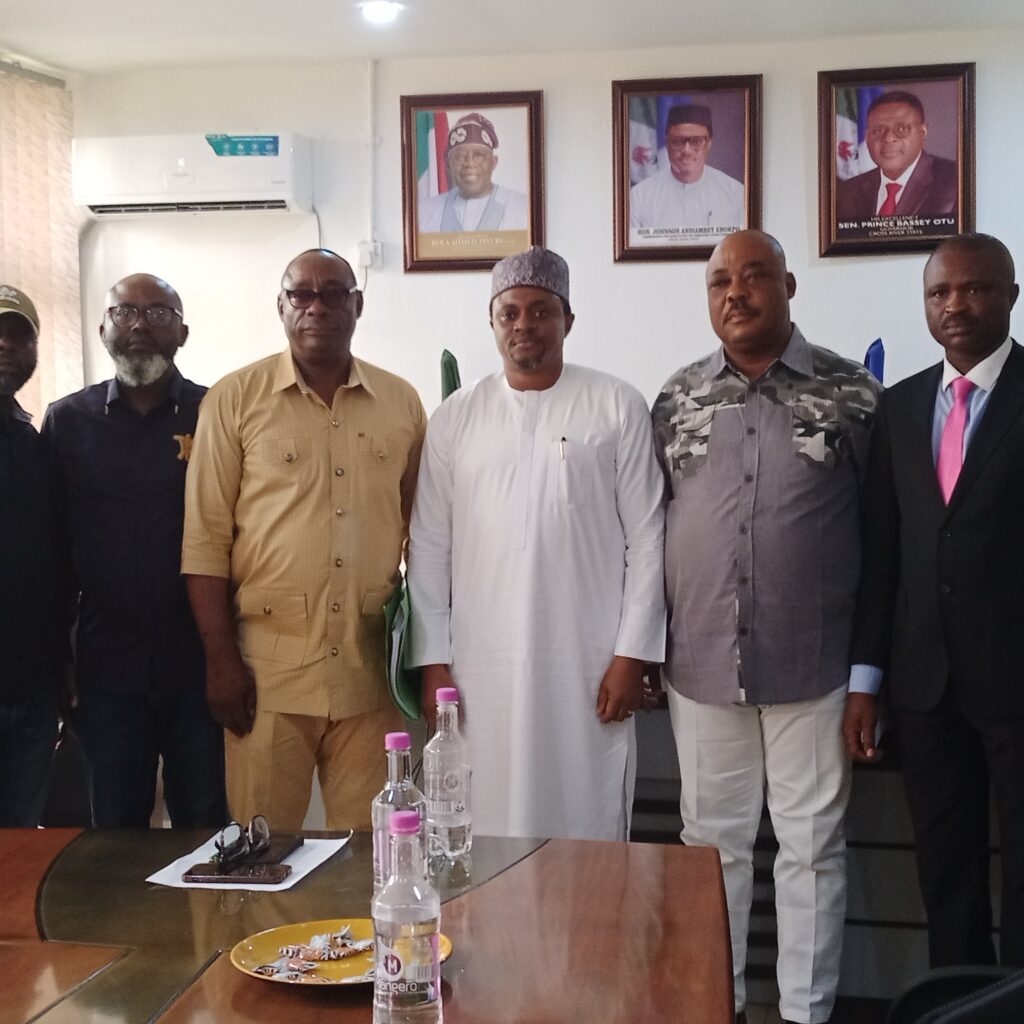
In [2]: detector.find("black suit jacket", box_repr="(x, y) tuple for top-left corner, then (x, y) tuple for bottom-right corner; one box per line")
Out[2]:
(851, 341), (1024, 721)
(836, 152), (959, 220)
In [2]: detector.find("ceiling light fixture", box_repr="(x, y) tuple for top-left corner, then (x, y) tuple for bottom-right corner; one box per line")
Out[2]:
(361, 0), (403, 24)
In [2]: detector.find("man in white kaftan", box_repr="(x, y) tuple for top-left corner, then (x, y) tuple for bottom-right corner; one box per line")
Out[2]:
(418, 184), (529, 233)
(630, 163), (744, 235)
(629, 101), (745, 245)
(408, 247), (665, 841)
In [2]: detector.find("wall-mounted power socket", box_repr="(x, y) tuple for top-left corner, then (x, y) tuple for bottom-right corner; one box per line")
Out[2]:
(358, 240), (382, 268)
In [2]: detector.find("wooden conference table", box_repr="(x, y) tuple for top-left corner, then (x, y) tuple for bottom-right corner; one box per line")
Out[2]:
(0, 827), (733, 1023)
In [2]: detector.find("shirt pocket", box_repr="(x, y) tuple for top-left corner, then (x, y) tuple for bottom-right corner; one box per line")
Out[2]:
(663, 407), (715, 480)
(547, 439), (601, 508)
(237, 589), (309, 666)
(261, 436), (312, 469)
(790, 403), (845, 469)
(354, 585), (392, 664)
(358, 433), (404, 482)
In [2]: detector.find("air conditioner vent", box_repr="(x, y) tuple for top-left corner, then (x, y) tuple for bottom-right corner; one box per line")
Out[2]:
(87, 199), (291, 216)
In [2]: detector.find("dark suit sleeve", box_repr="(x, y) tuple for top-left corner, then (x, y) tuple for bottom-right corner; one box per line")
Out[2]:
(850, 393), (901, 670)
(836, 170), (878, 220)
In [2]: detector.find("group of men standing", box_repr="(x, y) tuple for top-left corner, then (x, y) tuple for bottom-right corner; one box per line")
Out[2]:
(1, 225), (1021, 1024)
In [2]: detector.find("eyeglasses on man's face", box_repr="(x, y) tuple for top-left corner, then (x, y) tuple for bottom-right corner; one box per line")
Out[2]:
(868, 123), (918, 141)
(667, 134), (710, 152)
(107, 304), (184, 329)
(284, 285), (359, 310)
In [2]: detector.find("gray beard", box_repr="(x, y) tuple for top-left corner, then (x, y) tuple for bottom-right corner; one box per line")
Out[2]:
(111, 351), (172, 387)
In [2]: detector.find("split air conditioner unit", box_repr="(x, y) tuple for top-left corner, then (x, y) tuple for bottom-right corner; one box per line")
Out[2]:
(72, 132), (312, 217)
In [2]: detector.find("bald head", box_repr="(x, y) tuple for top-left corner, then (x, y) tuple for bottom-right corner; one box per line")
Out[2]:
(105, 273), (183, 314)
(925, 233), (1015, 288)
(708, 230), (788, 280)
(281, 249), (357, 290)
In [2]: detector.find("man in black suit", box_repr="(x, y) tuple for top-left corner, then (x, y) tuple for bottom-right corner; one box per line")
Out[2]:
(845, 233), (1024, 968)
(836, 91), (958, 220)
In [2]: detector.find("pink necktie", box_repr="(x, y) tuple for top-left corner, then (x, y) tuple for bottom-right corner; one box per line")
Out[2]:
(936, 377), (975, 503)
(878, 182), (901, 216)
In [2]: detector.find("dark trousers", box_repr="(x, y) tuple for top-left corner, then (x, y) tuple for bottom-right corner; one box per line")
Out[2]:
(898, 688), (1024, 968)
(74, 685), (227, 829)
(0, 697), (58, 827)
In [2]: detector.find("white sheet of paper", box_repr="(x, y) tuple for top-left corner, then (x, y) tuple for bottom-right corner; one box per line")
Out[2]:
(146, 832), (352, 891)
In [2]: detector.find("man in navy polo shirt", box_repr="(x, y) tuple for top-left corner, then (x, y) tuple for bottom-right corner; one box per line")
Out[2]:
(43, 274), (227, 828)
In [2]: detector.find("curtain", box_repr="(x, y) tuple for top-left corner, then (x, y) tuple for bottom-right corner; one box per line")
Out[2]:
(0, 70), (82, 421)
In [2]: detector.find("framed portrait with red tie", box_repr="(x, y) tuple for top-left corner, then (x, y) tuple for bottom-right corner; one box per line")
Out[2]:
(817, 63), (975, 257)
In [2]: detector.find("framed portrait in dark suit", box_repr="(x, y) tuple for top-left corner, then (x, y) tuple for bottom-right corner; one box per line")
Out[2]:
(400, 91), (544, 273)
(817, 63), (975, 257)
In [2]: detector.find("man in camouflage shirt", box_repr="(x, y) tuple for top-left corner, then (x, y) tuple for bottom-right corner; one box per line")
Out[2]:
(652, 230), (880, 1024)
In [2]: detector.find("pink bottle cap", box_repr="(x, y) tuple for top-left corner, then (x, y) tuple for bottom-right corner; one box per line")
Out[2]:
(436, 687), (460, 704)
(389, 810), (421, 835)
(385, 731), (411, 751)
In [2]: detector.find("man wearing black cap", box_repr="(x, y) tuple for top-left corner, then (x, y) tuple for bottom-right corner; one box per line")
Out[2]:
(417, 112), (529, 233)
(408, 246), (665, 842)
(629, 102), (745, 240)
(0, 285), (61, 825)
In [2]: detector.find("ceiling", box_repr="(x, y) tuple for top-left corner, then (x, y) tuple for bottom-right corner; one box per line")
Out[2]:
(1, 0), (1022, 75)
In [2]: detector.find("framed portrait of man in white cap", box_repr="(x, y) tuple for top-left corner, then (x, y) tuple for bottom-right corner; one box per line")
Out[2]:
(401, 90), (545, 272)
(612, 75), (762, 262)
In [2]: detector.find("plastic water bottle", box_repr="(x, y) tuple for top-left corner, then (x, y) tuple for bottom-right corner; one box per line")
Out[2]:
(424, 687), (472, 863)
(372, 809), (442, 1023)
(372, 732), (427, 893)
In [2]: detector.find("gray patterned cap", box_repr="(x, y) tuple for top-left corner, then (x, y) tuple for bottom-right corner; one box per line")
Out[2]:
(490, 246), (569, 306)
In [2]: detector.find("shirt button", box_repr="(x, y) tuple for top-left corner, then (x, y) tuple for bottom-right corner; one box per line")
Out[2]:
(334, 558), (343, 567)
(331, 419), (339, 427)
(746, 427), (756, 436)
(739, 524), (749, 535)
(744, 474), (754, 483)
(738, 626), (750, 637)
(335, 467), (345, 476)
(331, 647), (339, 656)
(284, 452), (295, 462)
(335, 507), (345, 516)
(263, 606), (272, 615)
(738, 576), (749, 585)
(940, 529), (952, 539)
(939, 584), (952, 595)
(331, 602), (340, 612)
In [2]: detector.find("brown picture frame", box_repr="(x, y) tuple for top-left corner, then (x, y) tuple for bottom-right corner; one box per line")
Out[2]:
(817, 63), (975, 257)
(612, 75), (762, 263)
(400, 91), (544, 273)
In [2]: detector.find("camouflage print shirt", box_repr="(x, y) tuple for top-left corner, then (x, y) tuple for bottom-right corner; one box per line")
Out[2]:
(651, 325), (881, 705)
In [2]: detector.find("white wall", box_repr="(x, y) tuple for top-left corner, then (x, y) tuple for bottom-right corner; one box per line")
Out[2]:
(73, 30), (1024, 409)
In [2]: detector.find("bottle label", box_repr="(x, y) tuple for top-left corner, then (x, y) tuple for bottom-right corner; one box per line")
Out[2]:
(374, 933), (440, 1002)
(428, 768), (468, 815)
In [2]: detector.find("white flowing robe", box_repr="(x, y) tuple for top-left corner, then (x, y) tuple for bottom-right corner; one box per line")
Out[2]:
(408, 364), (666, 840)
(629, 164), (744, 244)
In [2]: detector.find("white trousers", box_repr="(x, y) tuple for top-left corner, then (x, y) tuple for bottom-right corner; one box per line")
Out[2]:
(667, 684), (850, 1024)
